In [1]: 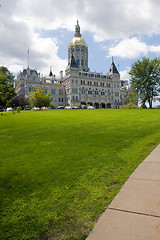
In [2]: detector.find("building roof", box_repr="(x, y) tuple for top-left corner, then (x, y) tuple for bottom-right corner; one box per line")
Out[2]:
(109, 61), (119, 75)
(69, 37), (87, 47)
(69, 20), (87, 48)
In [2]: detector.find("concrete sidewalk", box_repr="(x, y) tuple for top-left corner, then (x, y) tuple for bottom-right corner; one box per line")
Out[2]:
(86, 145), (160, 240)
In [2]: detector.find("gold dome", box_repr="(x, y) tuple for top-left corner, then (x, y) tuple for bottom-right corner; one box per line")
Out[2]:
(69, 37), (87, 47)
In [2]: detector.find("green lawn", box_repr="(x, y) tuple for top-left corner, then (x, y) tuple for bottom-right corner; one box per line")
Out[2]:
(0, 109), (160, 240)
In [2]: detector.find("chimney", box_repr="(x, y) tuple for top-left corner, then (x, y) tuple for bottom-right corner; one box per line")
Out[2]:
(60, 70), (63, 79)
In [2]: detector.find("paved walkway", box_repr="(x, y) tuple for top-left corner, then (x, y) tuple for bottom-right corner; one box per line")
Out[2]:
(86, 144), (160, 240)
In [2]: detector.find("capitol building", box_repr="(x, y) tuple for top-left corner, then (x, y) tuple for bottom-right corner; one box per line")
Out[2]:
(16, 21), (129, 108)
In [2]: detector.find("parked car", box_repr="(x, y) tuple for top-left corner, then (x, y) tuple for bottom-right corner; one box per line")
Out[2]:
(65, 106), (72, 109)
(72, 106), (79, 109)
(6, 107), (13, 112)
(32, 107), (40, 111)
(57, 106), (64, 109)
(40, 107), (48, 110)
(87, 106), (95, 109)
(24, 105), (31, 110)
(80, 105), (87, 109)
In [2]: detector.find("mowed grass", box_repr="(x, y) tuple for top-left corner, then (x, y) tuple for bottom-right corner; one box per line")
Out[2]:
(0, 109), (160, 240)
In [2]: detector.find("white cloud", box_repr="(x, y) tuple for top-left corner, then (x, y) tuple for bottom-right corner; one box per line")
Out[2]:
(1, 0), (160, 76)
(106, 37), (160, 59)
(149, 45), (160, 54)
(30, 33), (67, 76)
(5, 0), (160, 41)
(0, 1), (67, 76)
(120, 68), (130, 80)
(108, 38), (148, 59)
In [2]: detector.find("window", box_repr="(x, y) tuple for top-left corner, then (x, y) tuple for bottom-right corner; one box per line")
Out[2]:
(51, 89), (55, 95)
(45, 89), (47, 94)
(29, 87), (31, 92)
(88, 81), (92, 85)
(72, 96), (75, 101)
(77, 59), (79, 65)
(72, 88), (78, 93)
(81, 89), (85, 94)
(115, 92), (119, 97)
(76, 96), (78, 101)
(95, 91), (98, 95)
(88, 90), (92, 94)
(101, 92), (105, 95)
(81, 59), (84, 66)
(80, 80), (85, 85)
(59, 90), (63, 95)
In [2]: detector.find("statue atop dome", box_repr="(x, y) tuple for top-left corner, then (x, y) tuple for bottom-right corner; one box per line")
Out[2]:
(75, 20), (81, 37)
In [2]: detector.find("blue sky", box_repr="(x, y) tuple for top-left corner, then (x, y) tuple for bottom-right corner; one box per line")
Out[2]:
(1, 0), (160, 83)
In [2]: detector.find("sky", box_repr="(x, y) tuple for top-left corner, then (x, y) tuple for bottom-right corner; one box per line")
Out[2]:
(1, 0), (160, 82)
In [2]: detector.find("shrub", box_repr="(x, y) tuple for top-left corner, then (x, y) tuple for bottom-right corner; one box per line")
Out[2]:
(121, 103), (139, 109)
(16, 106), (21, 113)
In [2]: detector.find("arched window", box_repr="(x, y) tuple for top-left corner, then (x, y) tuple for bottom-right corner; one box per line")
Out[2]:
(81, 59), (84, 66)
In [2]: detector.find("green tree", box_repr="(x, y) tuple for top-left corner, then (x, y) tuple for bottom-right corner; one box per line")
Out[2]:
(29, 86), (51, 108)
(16, 95), (29, 110)
(121, 102), (139, 109)
(0, 66), (16, 108)
(129, 57), (160, 108)
(125, 88), (138, 105)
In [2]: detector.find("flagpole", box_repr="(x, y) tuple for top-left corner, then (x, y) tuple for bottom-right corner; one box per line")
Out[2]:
(28, 49), (29, 68)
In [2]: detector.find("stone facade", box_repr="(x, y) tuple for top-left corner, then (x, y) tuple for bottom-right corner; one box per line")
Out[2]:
(16, 68), (67, 107)
(16, 21), (129, 108)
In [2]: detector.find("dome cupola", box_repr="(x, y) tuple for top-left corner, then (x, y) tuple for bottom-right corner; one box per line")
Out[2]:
(68, 21), (89, 71)
(69, 20), (87, 48)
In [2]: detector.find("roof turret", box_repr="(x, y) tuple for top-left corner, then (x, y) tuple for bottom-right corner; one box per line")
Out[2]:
(109, 57), (119, 75)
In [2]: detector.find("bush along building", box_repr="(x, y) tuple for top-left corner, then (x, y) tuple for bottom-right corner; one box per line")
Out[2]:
(16, 21), (129, 108)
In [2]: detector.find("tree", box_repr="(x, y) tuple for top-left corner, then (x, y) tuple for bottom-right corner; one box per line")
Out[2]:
(15, 95), (30, 110)
(121, 102), (139, 109)
(129, 57), (160, 108)
(125, 88), (138, 105)
(0, 66), (16, 108)
(29, 85), (51, 108)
